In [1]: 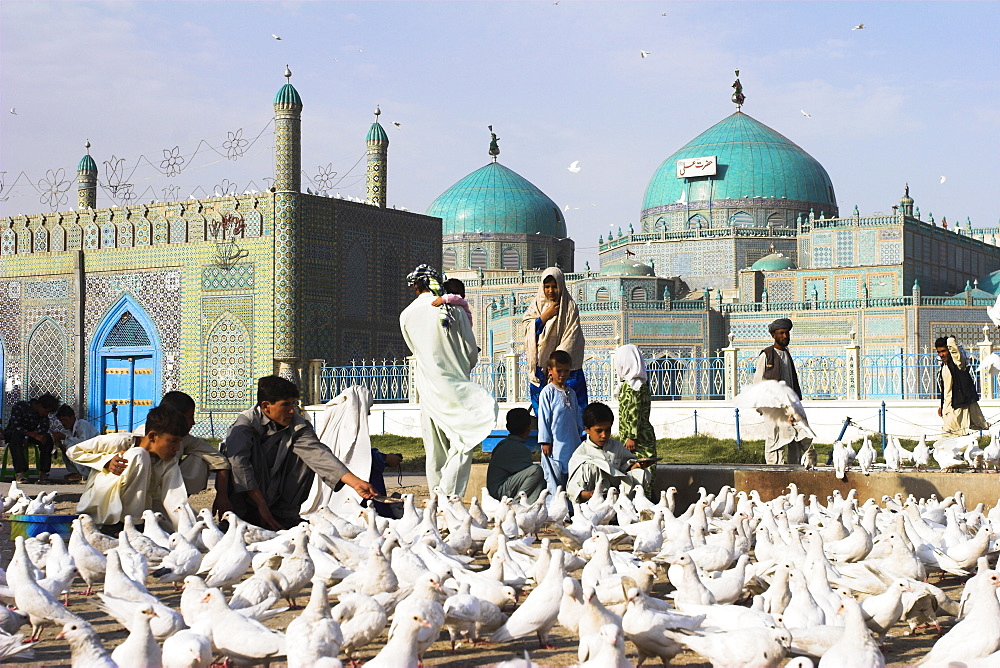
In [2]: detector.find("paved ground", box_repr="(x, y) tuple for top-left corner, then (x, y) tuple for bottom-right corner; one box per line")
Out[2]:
(0, 469), (969, 667)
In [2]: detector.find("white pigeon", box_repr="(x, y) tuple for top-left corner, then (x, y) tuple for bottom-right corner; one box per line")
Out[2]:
(580, 623), (632, 668)
(151, 531), (204, 585)
(913, 435), (930, 469)
(986, 295), (1000, 328)
(832, 440), (851, 481)
(199, 587), (286, 663)
(42, 534), (76, 604)
(204, 524), (252, 588)
(331, 592), (388, 662)
(8, 536), (82, 642)
(621, 587), (686, 666)
(857, 437), (877, 475)
(56, 619), (117, 668)
(567, 160), (581, 173)
(919, 570), (1000, 666)
(883, 436), (902, 472)
(801, 110), (812, 118)
(79, 514), (119, 553)
(640, 50), (650, 58)
(110, 605), (161, 668)
(443, 581), (481, 650)
(272, 33), (282, 40)
(140, 510), (173, 548)
(490, 551), (565, 648)
(363, 610), (434, 668)
(664, 625), (791, 668)
(285, 579), (343, 668)
(124, 515), (170, 562)
(735, 380), (815, 441)
(852, 23), (865, 30)
(68, 519), (107, 595)
(277, 531), (315, 606)
(818, 597), (884, 668)
(161, 627), (212, 668)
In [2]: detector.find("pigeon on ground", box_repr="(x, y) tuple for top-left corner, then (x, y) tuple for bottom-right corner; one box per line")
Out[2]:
(110, 605), (161, 668)
(199, 587), (287, 663)
(285, 578), (343, 668)
(69, 518), (107, 594)
(161, 627), (212, 668)
(331, 592), (388, 662)
(8, 536), (82, 641)
(56, 619), (117, 668)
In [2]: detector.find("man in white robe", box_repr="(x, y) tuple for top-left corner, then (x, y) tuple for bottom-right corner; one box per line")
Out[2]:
(67, 405), (190, 528)
(399, 264), (498, 496)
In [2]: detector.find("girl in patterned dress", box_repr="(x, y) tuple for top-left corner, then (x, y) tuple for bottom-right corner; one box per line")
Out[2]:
(614, 345), (656, 459)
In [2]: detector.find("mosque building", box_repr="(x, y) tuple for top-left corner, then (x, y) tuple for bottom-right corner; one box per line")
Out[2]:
(0, 70), (441, 433)
(429, 83), (1000, 367)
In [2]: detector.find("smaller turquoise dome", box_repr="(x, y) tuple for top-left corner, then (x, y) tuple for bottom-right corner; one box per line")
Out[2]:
(274, 83), (302, 106)
(601, 261), (654, 277)
(77, 153), (97, 172)
(751, 252), (796, 271)
(428, 162), (566, 237)
(977, 270), (1000, 295)
(366, 121), (388, 143)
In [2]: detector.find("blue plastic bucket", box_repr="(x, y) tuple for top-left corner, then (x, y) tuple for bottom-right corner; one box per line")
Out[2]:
(9, 514), (75, 540)
(481, 429), (539, 453)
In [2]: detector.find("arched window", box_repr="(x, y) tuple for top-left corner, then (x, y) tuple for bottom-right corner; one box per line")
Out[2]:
(578, 288), (585, 301)
(686, 214), (708, 230)
(729, 211), (754, 226)
(501, 247), (520, 270)
(596, 287), (610, 302)
(206, 313), (251, 407)
(442, 248), (457, 271)
(532, 247), (546, 270)
(27, 318), (66, 400)
(767, 213), (785, 228)
(631, 286), (647, 301)
(654, 217), (668, 232)
(470, 247), (487, 270)
(555, 254), (566, 269)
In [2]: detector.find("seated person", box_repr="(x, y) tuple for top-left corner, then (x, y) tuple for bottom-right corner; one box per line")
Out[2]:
(3, 393), (61, 483)
(67, 405), (190, 529)
(370, 449), (404, 519)
(52, 404), (99, 483)
(145, 391), (232, 518)
(221, 375), (377, 530)
(567, 402), (655, 503)
(487, 407), (546, 503)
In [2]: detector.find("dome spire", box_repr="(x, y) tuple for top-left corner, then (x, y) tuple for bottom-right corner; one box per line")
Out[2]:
(731, 70), (745, 111)
(284, 64), (292, 82)
(488, 125), (500, 163)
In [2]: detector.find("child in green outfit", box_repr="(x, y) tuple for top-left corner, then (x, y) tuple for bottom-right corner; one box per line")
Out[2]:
(614, 344), (656, 459)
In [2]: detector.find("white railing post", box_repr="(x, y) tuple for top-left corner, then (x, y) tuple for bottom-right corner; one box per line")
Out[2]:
(407, 355), (419, 404)
(979, 326), (994, 400)
(723, 337), (739, 400)
(845, 330), (861, 400)
(505, 352), (521, 403)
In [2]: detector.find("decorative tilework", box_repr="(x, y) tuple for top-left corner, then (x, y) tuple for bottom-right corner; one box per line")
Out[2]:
(813, 246), (832, 268)
(836, 276), (858, 299)
(26, 319), (66, 399)
(2, 228), (16, 255)
(84, 224), (99, 250)
(805, 278), (827, 300)
(582, 322), (615, 339)
(836, 230), (854, 267)
(33, 227), (48, 253)
(24, 280), (69, 300)
(865, 316), (903, 336)
(205, 313), (251, 408)
(202, 265), (254, 291)
(767, 279), (794, 302)
(880, 242), (901, 264)
(859, 230), (877, 265)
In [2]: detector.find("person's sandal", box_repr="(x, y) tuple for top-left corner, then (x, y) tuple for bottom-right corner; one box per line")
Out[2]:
(65, 473), (83, 483)
(37, 473), (50, 484)
(14, 473), (28, 483)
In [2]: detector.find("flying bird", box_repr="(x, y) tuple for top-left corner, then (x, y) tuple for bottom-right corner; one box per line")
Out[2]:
(567, 161), (581, 173)
(8, 108), (15, 115)
(640, 50), (651, 58)
(852, 23), (865, 30)
(940, 176), (947, 184)
(272, 34), (282, 40)
(563, 205), (570, 212)
(393, 122), (401, 128)
(661, 13), (668, 16)
(801, 110), (812, 118)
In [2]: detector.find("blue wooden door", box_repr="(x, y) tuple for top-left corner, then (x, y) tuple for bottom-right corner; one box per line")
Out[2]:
(102, 357), (133, 433)
(131, 357), (155, 429)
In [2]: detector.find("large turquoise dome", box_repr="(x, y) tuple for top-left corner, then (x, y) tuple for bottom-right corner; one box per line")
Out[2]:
(977, 270), (1000, 295)
(642, 112), (837, 215)
(428, 162), (566, 237)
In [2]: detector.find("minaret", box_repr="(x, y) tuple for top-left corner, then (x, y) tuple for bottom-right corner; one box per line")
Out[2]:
(366, 106), (388, 207)
(899, 183), (914, 217)
(77, 140), (97, 209)
(271, 66), (302, 369)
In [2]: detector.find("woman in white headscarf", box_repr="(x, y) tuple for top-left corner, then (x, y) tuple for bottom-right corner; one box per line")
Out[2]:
(300, 385), (374, 515)
(614, 345), (656, 459)
(522, 267), (587, 412)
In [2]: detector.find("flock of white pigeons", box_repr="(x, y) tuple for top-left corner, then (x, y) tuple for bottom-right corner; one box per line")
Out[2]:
(2, 472), (1000, 667)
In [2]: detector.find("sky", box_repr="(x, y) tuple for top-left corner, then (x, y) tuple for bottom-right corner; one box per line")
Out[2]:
(2, 1), (998, 268)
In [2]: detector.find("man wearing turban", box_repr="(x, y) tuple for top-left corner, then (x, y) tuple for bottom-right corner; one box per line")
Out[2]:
(935, 336), (988, 436)
(752, 318), (816, 466)
(399, 264), (498, 495)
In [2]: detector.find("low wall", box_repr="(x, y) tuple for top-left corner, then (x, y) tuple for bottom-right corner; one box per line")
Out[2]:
(310, 399), (1000, 444)
(464, 462), (1000, 511)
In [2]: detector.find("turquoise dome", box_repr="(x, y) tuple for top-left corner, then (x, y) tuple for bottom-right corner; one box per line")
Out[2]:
(366, 121), (388, 143)
(602, 260), (654, 277)
(428, 162), (566, 237)
(977, 270), (1000, 295)
(751, 252), (796, 271)
(642, 112), (837, 214)
(273, 83), (302, 106)
(77, 153), (97, 172)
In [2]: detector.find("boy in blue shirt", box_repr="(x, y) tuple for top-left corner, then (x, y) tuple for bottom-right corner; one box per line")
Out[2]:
(537, 350), (584, 495)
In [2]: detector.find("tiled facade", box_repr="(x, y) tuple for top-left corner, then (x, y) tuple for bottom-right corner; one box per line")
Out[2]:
(0, 79), (441, 430)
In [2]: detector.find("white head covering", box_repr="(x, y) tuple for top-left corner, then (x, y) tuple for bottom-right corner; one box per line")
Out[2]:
(522, 267), (585, 381)
(613, 344), (648, 391)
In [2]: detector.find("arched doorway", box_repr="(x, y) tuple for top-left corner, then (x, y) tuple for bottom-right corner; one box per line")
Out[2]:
(89, 296), (161, 433)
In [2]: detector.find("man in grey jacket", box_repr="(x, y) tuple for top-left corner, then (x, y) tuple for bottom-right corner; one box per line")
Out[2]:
(222, 375), (376, 529)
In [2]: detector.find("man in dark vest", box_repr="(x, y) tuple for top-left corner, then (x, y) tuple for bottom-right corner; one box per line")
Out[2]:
(752, 318), (816, 466)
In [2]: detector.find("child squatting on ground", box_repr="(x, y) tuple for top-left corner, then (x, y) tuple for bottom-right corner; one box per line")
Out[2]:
(566, 401), (655, 503)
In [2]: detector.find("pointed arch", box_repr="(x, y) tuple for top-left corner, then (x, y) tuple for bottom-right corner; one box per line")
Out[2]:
(27, 318), (66, 400)
(204, 312), (251, 407)
(88, 294), (161, 430)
